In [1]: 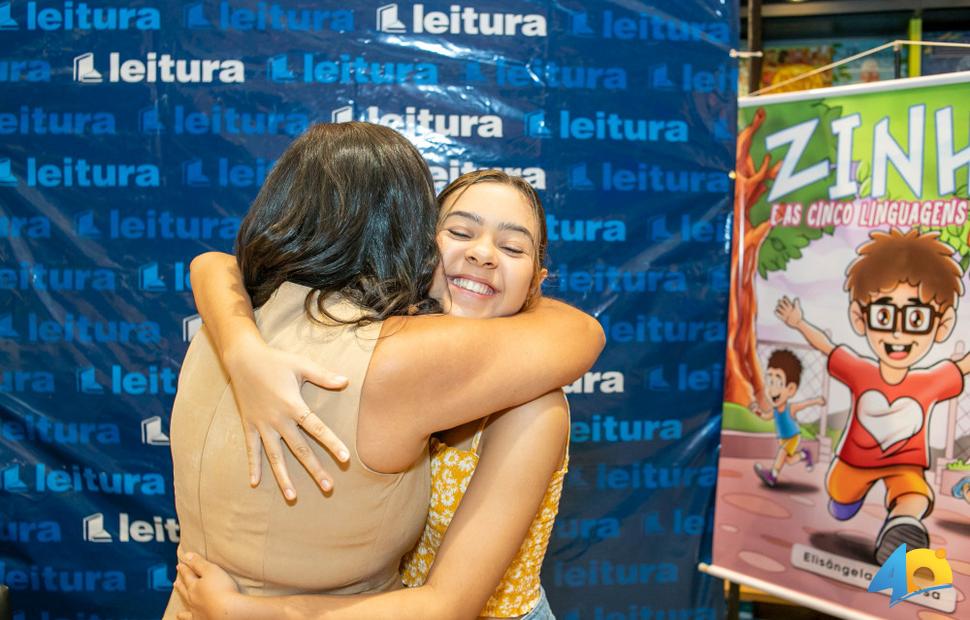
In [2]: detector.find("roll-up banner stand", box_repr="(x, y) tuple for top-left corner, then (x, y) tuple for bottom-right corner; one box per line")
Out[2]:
(0, 1), (737, 617)
(709, 71), (970, 619)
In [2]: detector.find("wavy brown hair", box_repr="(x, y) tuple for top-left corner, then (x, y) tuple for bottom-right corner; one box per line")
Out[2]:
(236, 122), (442, 324)
(436, 170), (548, 309)
(844, 228), (964, 310)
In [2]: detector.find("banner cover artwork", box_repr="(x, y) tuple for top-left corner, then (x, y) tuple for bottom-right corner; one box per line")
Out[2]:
(714, 73), (970, 617)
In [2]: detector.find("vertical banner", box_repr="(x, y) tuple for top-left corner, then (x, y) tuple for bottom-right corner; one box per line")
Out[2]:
(712, 73), (970, 618)
(0, 1), (736, 617)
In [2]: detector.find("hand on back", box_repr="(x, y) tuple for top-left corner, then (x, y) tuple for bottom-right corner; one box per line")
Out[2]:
(224, 334), (351, 500)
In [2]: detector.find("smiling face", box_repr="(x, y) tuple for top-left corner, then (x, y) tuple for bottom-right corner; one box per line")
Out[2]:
(434, 182), (545, 319)
(850, 281), (956, 370)
(765, 368), (798, 410)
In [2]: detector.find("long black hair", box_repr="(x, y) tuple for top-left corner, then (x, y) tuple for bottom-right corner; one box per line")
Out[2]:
(236, 122), (442, 323)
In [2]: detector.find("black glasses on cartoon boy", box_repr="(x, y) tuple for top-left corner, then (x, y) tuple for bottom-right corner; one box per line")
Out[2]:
(862, 302), (942, 335)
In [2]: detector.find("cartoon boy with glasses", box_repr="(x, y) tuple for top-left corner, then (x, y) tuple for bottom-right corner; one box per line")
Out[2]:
(776, 229), (969, 565)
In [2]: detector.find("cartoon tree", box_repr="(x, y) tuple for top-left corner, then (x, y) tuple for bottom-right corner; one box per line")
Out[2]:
(724, 105), (836, 407)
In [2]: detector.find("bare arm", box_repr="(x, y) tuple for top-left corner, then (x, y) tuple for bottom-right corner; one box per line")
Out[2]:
(189, 252), (260, 365)
(176, 392), (570, 620)
(774, 296), (834, 356)
(359, 301), (598, 469)
(790, 396), (825, 415)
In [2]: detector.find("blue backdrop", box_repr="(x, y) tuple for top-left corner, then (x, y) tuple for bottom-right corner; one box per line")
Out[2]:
(0, 1), (738, 617)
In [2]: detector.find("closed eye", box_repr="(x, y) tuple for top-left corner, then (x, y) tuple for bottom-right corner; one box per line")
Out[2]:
(502, 246), (525, 255)
(447, 228), (471, 239)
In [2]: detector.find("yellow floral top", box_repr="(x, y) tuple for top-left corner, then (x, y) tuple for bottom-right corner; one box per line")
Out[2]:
(400, 418), (568, 617)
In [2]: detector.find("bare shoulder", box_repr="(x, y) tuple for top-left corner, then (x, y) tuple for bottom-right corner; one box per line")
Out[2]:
(482, 390), (569, 461)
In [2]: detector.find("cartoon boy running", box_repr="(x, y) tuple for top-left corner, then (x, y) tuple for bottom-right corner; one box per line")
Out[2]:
(776, 229), (969, 565)
(750, 349), (825, 487)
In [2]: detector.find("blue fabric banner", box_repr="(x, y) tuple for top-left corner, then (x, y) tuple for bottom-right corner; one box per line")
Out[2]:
(0, 1), (737, 617)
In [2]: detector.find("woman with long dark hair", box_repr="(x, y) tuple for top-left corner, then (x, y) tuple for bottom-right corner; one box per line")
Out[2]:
(163, 124), (602, 618)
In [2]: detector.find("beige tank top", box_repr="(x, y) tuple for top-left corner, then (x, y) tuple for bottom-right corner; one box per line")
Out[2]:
(165, 282), (429, 614)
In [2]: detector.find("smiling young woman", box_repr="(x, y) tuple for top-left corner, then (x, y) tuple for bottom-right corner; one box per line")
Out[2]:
(436, 171), (547, 319)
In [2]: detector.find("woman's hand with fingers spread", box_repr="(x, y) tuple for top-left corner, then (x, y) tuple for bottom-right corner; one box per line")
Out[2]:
(224, 332), (351, 500)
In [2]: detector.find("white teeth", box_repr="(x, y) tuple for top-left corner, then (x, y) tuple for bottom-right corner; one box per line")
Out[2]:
(891, 345), (905, 351)
(451, 277), (494, 296)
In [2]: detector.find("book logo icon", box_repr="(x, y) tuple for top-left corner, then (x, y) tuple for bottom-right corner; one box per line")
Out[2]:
(331, 105), (354, 123)
(138, 262), (167, 292)
(2, 464), (28, 491)
(0, 313), (19, 339)
(75, 210), (102, 238)
(376, 4), (406, 33)
(568, 163), (595, 190)
(147, 564), (174, 591)
(73, 53), (103, 83)
(0, 1), (19, 30)
(183, 2), (211, 29)
(266, 54), (295, 83)
(0, 157), (18, 186)
(182, 159), (210, 187)
(83, 513), (113, 543)
(524, 111), (551, 139)
(141, 416), (170, 446)
(76, 367), (105, 394)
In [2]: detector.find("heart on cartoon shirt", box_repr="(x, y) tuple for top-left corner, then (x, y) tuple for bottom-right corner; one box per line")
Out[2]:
(856, 390), (924, 451)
